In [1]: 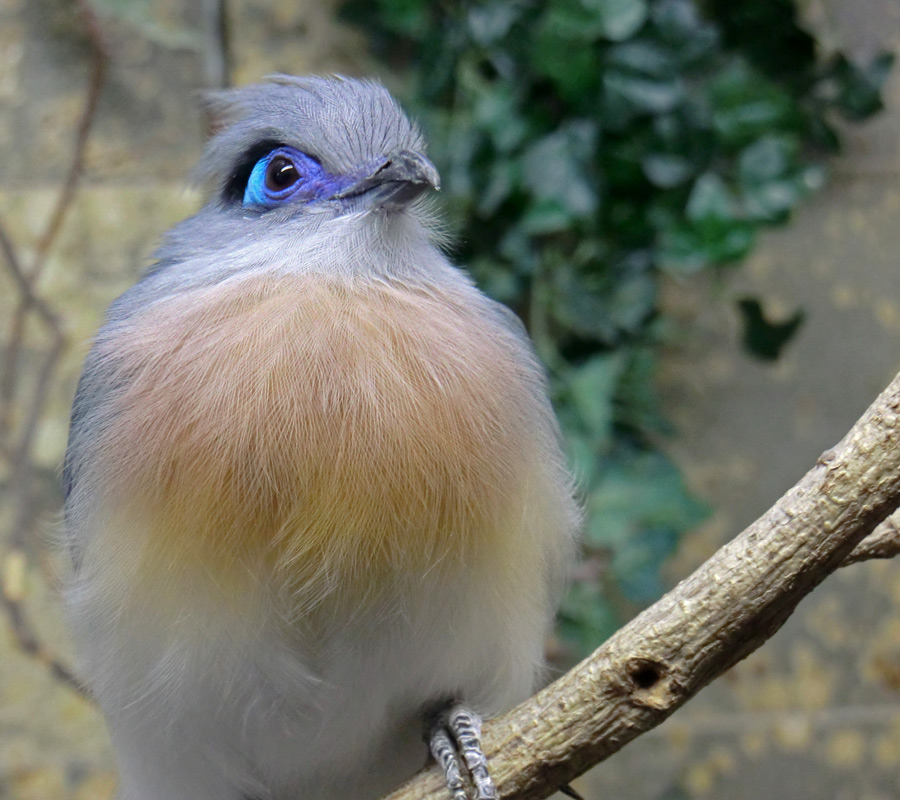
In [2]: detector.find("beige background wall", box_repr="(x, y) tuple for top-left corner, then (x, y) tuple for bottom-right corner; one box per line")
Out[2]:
(0, 1), (898, 798)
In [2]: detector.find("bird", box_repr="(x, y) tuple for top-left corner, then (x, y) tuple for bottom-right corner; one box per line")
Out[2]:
(62, 74), (581, 800)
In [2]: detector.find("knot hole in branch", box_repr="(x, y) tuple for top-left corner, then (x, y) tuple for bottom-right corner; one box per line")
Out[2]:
(630, 663), (661, 689)
(623, 657), (679, 711)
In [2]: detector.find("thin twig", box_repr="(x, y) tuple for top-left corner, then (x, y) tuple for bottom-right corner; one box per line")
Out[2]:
(0, 250), (65, 551)
(0, 219), (27, 438)
(0, 550), (87, 696)
(31, 0), (109, 275)
(844, 509), (900, 564)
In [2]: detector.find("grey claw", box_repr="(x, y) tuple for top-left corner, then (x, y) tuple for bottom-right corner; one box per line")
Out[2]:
(427, 702), (497, 800)
(429, 724), (470, 800)
(447, 705), (497, 800)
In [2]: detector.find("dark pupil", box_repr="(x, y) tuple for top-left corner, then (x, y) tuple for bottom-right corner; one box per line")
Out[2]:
(265, 156), (299, 191)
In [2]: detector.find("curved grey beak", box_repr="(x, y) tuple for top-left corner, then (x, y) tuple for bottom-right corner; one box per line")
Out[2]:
(335, 150), (441, 209)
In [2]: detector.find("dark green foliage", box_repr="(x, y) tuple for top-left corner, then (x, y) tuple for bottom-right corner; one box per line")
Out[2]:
(737, 297), (805, 361)
(341, 0), (891, 656)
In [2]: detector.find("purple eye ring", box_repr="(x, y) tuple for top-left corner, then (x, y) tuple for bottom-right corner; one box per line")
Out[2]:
(243, 146), (316, 208)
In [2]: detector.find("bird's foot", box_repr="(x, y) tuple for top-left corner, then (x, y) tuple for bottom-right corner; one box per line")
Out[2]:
(427, 703), (497, 800)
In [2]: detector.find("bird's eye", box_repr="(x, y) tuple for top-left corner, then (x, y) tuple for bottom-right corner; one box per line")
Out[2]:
(265, 156), (300, 192)
(242, 146), (315, 208)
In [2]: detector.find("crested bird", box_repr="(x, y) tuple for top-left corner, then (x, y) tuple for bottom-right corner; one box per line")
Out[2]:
(63, 75), (580, 800)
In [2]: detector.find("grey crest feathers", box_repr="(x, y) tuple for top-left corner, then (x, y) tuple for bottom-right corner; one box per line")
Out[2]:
(198, 74), (425, 201)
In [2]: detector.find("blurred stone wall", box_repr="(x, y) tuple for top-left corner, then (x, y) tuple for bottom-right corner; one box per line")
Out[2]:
(0, 1), (898, 799)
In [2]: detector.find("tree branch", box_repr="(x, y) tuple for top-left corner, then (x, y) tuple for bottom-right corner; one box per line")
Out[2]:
(844, 508), (900, 564)
(384, 370), (900, 800)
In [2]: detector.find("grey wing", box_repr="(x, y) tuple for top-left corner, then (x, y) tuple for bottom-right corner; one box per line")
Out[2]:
(482, 296), (531, 344)
(63, 280), (155, 504)
(62, 367), (93, 503)
(483, 293), (582, 599)
(62, 341), (125, 570)
(481, 295), (557, 405)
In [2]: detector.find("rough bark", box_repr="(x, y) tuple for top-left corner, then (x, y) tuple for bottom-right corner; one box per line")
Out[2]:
(384, 370), (900, 800)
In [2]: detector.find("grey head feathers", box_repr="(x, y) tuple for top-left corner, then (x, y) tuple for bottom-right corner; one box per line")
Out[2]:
(120, 75), (451, 306)
(198, 74), (426, 205)
(140, 75), (442, 281)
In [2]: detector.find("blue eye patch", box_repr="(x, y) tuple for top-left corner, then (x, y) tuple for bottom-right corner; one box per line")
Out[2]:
(242, 146), (351, 209)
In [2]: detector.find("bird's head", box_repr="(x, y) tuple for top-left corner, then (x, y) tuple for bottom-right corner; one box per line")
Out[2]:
(201, 74), (439, 219)
(140, 75), (445, 289)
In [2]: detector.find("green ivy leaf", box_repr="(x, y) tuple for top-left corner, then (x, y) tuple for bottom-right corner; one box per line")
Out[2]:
(551, 259), (656, 342)
(604, 70), (684, 115)
(614, 348), (671, 435)
(568, 353), (628, 447)
(742, 178), (801, 222)
(737, 137), (818, 221)
(613, 526), (680, 603)
(532, 15), (600, 100)
(685, 172), (737, 221)
(822, 52), (895, 122)
(558, 578), (621, 653)
(521, 122), (598, 224)
(466, 2), (524, 45)
(737, 297), (805, 360)
(651, 0), (718, 65)
(471, 83), (529, 154)
(709, 60), (800, 147)
(478, 159), (518, 215)
(583, 0), (649, 41)
(738, 135), (795, 183)
(658, 219), (756, 272)
(584, 450), (708, 550)
(642, 152), (694, 187)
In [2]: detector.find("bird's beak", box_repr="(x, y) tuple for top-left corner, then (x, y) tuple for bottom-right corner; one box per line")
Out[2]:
(335, 150), (441, 209)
